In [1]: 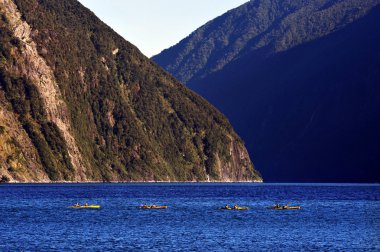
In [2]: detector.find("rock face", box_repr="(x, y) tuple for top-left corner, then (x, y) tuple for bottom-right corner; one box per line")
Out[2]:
(0, 92), (49, 182)
(0, 0), (262, 182)
(1, 0), (88, 181)
(153, 0), (380, 182)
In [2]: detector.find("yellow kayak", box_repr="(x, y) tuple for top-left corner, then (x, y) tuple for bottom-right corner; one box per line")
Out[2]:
(69, 205), (101, 209)
(271, 205), (301, 210)
(139, 205), (168, 209)
(220, 206), (249, 210)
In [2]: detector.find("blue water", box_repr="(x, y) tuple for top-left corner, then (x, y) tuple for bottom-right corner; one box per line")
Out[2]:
(0, 183), (379, 251)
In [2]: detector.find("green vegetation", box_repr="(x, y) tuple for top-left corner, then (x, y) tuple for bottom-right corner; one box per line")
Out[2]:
(0, 175), (10, 183)
(153, 0), (377, 84)
(0, 0), (259, 182)
(0, 71), (75, 180)
(0, 14), (75, 180)
(153, 0), (380, 182)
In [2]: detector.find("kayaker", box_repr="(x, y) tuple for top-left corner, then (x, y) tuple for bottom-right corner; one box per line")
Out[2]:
(234, 205), (238, 209)
(85, 203), (88, 207)
(75, 203), (80, 207)
(225, 204), (230, 209)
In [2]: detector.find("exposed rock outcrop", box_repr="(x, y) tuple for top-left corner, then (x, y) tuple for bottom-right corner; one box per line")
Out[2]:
(0, 0), (262, 182)
(1, 0), (88, 181)
(0, 90), (49, 182)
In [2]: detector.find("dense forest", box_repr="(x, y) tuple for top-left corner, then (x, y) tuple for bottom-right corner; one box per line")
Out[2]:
(153, 0), (380, 182)
(0, 0), (261, 182)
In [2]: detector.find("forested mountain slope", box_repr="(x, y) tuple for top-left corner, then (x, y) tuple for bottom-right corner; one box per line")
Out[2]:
(0, 0), (261, 182)
(153, 0), (380, 182)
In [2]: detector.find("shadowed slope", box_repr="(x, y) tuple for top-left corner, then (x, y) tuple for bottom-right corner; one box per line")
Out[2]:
(153, 0), (380, 182)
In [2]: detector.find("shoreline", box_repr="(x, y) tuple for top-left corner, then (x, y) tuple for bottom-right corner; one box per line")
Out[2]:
(1, 181), (379, 185)
(3, 177), (378, 185)
(1, 179), (264, 184)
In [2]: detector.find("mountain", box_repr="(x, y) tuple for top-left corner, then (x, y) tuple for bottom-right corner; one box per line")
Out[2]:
(153, 0), (380, 182)
(0, 0), (261, 183)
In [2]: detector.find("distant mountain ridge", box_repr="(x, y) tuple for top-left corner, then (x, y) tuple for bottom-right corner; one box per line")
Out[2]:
(153, 0), (379, 84)
(0, 0), (261, 182)
(153, 0), (380, 182)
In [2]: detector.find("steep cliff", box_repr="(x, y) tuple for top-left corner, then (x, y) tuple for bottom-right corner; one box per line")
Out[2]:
(153, 0), (380, 182)
(0, 0), (261, 182)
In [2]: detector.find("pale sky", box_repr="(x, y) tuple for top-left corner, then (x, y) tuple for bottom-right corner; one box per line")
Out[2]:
(78, 0), (249, 57)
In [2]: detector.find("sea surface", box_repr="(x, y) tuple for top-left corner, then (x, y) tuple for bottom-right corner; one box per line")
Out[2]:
(0, 183), (379, 251)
